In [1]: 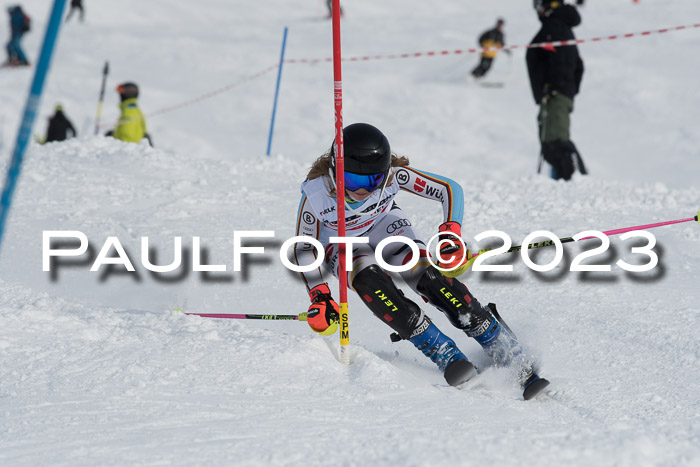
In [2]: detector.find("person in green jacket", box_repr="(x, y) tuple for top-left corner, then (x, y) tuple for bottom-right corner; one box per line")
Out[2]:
(107, 82), (152, 146)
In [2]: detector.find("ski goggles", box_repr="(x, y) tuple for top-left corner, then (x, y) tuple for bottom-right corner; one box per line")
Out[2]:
(343, 171), (386, 192)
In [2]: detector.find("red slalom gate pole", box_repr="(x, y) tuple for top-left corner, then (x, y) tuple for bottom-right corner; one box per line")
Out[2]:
(331, 0), (350, 365)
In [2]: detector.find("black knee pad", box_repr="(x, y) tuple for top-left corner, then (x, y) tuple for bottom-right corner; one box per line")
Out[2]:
(352, 264), (424, 340)
(416, 267), (492, 331)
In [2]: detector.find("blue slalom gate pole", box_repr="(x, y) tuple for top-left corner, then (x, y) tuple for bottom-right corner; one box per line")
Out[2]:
(0, 0), (67, 254)
(266, 26), (288, 156)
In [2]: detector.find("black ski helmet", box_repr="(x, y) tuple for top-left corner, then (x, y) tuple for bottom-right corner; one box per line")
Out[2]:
(116, 82), (139, 101)
(331, 123), (391, 175)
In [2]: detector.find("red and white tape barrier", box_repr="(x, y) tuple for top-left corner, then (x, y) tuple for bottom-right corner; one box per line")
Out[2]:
(126, 23), (698, 121)
(286, 23), (700, 64)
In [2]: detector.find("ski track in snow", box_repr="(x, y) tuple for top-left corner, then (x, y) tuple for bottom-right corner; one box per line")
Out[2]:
(1, 0), (699, 465)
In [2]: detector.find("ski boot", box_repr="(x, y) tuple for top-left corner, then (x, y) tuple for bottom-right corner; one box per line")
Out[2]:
(470, 324), (552, 400)
(408, 317), (476, 387)
(471, 306), (550, 399)
(470, 306), (522, 366)
(417, 269), (550, 398)
(352, 264), (476, 387)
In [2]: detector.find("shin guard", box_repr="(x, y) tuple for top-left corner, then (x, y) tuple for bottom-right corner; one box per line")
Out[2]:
(352, 265), (424, 340)
(416, 267), (489, 331)
(417, 268), (524, 366)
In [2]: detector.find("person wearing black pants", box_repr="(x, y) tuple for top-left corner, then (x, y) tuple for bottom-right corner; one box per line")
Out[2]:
(65, 0), (84, 23)
(526, 0), (587, 180)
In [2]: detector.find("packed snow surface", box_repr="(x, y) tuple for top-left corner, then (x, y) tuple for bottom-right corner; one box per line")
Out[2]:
(0, 0), (699, 465)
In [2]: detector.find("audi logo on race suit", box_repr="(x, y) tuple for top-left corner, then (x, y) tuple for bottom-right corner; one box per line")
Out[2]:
(386, 219), (411, 234)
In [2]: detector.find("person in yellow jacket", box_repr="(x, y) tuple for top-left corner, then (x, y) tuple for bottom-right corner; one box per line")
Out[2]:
(106, 82), (153, 146)
(471, 18), (510, 80)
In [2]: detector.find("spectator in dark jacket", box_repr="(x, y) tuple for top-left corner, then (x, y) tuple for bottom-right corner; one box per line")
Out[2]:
(471, 18), (510, 79)
(45, 105), (77, 143)
(5, 5), (29, 66)
(526, 0), (586, 181)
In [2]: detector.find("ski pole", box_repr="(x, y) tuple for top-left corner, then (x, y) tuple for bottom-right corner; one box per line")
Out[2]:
(176, 308), (307, 321)
(94, 61), (109, 135)
(444, 212), (699, 275)
(500, 213), (699, 255)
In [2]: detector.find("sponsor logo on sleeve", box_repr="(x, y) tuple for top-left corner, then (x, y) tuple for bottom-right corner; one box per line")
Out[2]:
(396, 169), (410, 186)
(303, 212), (316, 224)
(414, 177), (426, 193)
(425, 185), (444, 202)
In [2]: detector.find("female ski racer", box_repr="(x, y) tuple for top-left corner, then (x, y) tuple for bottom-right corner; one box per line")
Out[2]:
(293, 123), (549, 399)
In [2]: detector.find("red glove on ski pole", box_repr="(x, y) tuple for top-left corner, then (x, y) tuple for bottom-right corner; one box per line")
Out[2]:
(307, 283), (340, 336)
(437, 222), (468, 268)
(437, 221), (478, 277)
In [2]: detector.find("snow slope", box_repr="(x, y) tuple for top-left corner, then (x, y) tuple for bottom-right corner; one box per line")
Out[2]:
(1, 0), (699, 465)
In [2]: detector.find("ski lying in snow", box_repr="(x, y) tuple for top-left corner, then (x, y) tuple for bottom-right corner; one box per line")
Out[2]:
(177, 308), (307, 321)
